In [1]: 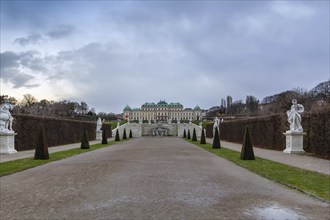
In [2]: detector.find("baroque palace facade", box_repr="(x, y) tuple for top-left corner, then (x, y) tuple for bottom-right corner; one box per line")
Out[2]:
(123, 100), (202, 122)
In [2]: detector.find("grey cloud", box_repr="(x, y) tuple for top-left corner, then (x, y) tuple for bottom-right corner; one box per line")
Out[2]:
(14, 33), (42, 46)
(11, 73), (38, 88)
(1, 1), (328, 113)
(0, 51), (42, 88)
(46, 25), (75, 39)
(13, 25), (75, 47)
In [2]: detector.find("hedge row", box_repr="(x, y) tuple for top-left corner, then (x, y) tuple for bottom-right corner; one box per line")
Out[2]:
(206, 112), (330, 159)
(12, 114), (112, 151)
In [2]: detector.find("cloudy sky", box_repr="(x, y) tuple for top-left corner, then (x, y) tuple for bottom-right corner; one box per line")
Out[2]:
(1, 1), (329, 113)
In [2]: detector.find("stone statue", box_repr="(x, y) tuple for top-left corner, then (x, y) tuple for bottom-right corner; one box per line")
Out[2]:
(287, 99), (304, 132)
(213, 117), (223, 137)
(0, 99), (14, 133)
(96, 117), (102, 131)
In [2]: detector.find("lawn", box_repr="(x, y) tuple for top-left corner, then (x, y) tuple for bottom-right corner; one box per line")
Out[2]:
(186, 139), (330, 202)
(0, 140), (121, 177)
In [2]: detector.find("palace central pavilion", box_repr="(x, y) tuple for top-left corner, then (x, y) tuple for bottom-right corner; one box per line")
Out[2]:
(123, 100), (202, 122)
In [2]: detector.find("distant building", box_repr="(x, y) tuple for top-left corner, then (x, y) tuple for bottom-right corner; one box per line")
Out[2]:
(123, 100), (202, 122)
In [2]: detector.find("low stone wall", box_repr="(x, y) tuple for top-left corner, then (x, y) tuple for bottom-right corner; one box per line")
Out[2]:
(12, 114), (112, 151)
(178, 123), (202, 138)
(205, 112), (330, 159)
(113, 123), (143, 138)
(112, 122), (202, 138)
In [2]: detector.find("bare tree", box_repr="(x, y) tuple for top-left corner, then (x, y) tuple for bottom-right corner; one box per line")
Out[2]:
(21, 94), (38, 107)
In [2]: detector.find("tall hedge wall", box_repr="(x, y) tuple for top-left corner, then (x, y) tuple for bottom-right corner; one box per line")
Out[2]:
(12, 114), (112, 151)
(206, 112), (330, 159)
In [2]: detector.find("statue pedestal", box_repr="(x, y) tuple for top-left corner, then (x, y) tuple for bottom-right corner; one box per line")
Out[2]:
(96, 130), (102, 141)
(283, 131), (306, 154)
(0, 132), (17, 154)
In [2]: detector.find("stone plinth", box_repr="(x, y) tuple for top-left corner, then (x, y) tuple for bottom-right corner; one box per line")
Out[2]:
(0, 132), (17, 154)
(96, 130), (102, 141)
(283, 131), (306, 154)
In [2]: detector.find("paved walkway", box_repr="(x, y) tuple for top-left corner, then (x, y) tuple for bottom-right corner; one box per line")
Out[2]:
(0, 137), (329, 219)
(206, 138), (330, 176)
(2, 137), (329, 176)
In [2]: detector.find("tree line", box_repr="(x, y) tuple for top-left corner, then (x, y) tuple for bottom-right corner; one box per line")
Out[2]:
(0, 94), (117, 121)
(2, 80), (329, 120)
(207, 80), (330, 117)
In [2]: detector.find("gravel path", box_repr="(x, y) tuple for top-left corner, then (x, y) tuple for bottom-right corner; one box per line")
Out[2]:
(0, 137), (329, 219)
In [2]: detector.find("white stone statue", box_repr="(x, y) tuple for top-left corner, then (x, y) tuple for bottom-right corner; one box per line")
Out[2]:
(213, 117), (223, 136)
(199, 122), (202, 128)
(96, 117), (102, 131)
(0, 99), (14, 133)
(287, 99), (304, 132)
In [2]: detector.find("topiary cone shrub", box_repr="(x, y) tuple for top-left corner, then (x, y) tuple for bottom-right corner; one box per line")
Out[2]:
(212, 126), (221, 149)
(183, 129), (186, 138)
(115, 129), (120, 141)
(192, 128), (197, 141)
(80, 128), (90, 149)
(129, 129), (133, 138)
(101, 128), (108, 144)
(123, 128), (127, 139)
(240, 127), (255, 160)
(187, 129), (191, 139)
(200, 128), (206, 144)
(34, 125), (49, 160)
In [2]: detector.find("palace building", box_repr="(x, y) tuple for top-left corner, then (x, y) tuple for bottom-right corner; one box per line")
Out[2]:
(123, 100), (202, 122)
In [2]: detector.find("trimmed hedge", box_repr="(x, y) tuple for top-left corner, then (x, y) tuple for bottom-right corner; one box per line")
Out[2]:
(12, 114), (112, 151)
(206, 112), (330, 159)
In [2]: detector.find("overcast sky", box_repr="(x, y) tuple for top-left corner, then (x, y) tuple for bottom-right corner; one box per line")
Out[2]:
(1, 1), (329, 113)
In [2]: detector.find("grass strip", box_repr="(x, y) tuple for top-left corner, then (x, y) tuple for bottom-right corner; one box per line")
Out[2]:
(0, 140), (121, 177)
(186, 139), (330, 202)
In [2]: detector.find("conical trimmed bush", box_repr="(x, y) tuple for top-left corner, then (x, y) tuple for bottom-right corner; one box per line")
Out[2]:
(192, 128), (197, 141)
(102, 128), (108, 144)
(183, 129), (186, 138)
(187, 129), (191, 139)
(129, 129), (133, 138)
(240, 127), (255, 160)
(123, 128), (127, 139)
(34, 125), (49, 160)
(80, 128), (90, 149)
(115, 129), (120, 141)
(212, 126), (221, 149)
(200, 128), (206, 144)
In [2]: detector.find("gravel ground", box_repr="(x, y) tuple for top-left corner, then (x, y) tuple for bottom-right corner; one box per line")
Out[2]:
(0, 137), (329, 219)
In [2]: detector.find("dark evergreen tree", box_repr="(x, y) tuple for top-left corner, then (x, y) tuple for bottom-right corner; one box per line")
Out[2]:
(183, 129), (186, 138)
(192, 128), (197, 141)
(240, 127), (255, 160)
(123, 128), (127, 139)
(101, 128), (108, 144)
(115, 129), (120, 141)
(80, 128), (90, 149)
(200, 128), (206, 144)
(34, 125), (49, 160)
(129, 129), (133, 138)
(187, 129), (191, 139)
(212, 126), (221, 149)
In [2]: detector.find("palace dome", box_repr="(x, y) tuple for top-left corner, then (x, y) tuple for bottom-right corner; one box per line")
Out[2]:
(157, 100), (168, 106)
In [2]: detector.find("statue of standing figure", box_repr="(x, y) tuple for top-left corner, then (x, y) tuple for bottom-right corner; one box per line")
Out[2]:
(287, 99), (304, 132)
(0, 99), (14, 133)
(213, 117), (223, 137)
(96, 117), (102, 131)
